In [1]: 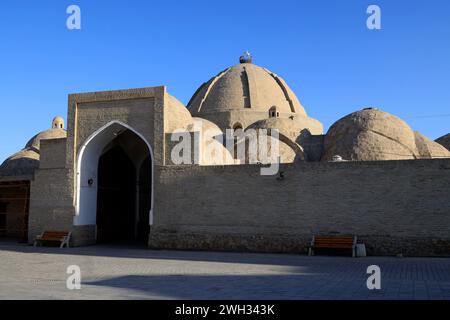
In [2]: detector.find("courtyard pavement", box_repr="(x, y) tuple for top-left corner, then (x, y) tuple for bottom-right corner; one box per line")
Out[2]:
(0, 241), (449, 300)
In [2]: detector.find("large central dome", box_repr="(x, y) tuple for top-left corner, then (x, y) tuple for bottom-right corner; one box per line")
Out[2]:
(187, 56), (310, 131)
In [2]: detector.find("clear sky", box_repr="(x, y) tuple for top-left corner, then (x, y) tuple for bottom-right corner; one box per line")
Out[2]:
(1, 0), (449, 162)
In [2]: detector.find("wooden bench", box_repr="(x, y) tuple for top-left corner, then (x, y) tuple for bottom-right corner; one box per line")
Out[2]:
(34, 231), (71, 248)
(308, 235), (357, 257)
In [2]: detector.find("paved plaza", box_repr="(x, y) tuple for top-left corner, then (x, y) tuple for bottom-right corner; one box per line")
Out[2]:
(0, 241), (449, 300)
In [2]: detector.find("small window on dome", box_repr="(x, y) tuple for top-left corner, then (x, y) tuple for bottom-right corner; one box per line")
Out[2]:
(269, 106), (279, 118)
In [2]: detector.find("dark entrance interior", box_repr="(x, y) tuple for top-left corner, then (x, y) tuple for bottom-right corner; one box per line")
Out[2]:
(96, 130), (151, 245)
(0, 181), (30, 242)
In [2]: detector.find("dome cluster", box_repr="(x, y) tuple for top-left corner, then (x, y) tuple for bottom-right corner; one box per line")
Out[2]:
(0, 117), (67, 178)
(1, 54), (449, 174)
(181, 55), (449, 164)
(165, 93), (234, 165)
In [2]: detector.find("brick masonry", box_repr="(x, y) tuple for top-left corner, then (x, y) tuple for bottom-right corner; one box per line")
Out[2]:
(150, 160), (450, 256)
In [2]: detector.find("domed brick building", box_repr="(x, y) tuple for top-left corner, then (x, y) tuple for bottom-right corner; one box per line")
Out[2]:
(188, 54), (322, 134)
(0, 54), (449, 256)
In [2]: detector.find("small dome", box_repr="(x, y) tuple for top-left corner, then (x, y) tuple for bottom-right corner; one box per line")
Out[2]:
(188, 117), (223, 136)
(163, 93), (234, 165)
(0, 149), (39, 178)
(198, 136), (235, 166)
(322, 109), (420, 161)
(52, 116), (65, 129)
(436, 133), (450, 151)
(189, 118), (234, 165)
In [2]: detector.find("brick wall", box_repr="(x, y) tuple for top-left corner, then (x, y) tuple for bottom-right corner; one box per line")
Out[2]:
(150, 159), (450, 256)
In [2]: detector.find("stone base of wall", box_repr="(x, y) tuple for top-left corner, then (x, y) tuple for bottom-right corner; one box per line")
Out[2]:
(149, 232), (310, 254)
(361, 236), (450, 257)
(71, 225), (96, 247)
(28, 207), (75, 245)
(148, 232), (450, 257)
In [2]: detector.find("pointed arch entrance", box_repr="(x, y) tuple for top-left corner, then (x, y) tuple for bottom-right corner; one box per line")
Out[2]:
(74, 121), (154, 244)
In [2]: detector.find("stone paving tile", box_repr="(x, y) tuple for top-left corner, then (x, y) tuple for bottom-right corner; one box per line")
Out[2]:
(0, 242), (450, 300)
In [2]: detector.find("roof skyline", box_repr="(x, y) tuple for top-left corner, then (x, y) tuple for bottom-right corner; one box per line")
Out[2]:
(1, 0), (449, 162)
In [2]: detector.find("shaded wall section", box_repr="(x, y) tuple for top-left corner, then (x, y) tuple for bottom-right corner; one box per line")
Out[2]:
(0, 180), (30, 241)
(151, 159), (450, 256)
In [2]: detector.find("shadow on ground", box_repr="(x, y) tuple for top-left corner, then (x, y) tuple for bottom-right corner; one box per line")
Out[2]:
(2, 241), (450, 300)
(84, 274), (384, 300)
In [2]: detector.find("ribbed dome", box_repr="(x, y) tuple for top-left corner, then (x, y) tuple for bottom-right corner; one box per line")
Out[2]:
(188, 61), (307, 118)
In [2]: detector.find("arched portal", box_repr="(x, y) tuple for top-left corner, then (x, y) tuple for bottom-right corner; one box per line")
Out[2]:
(74, 121), (154, 244)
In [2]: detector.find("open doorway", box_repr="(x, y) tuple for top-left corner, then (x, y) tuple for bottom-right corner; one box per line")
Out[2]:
(75, 121), (153, 246)
(96, 146), (136, 243)
(96, 130), (152, 244)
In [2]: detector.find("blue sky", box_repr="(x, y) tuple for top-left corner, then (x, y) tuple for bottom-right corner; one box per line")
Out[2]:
(1, 0), (449, 162)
